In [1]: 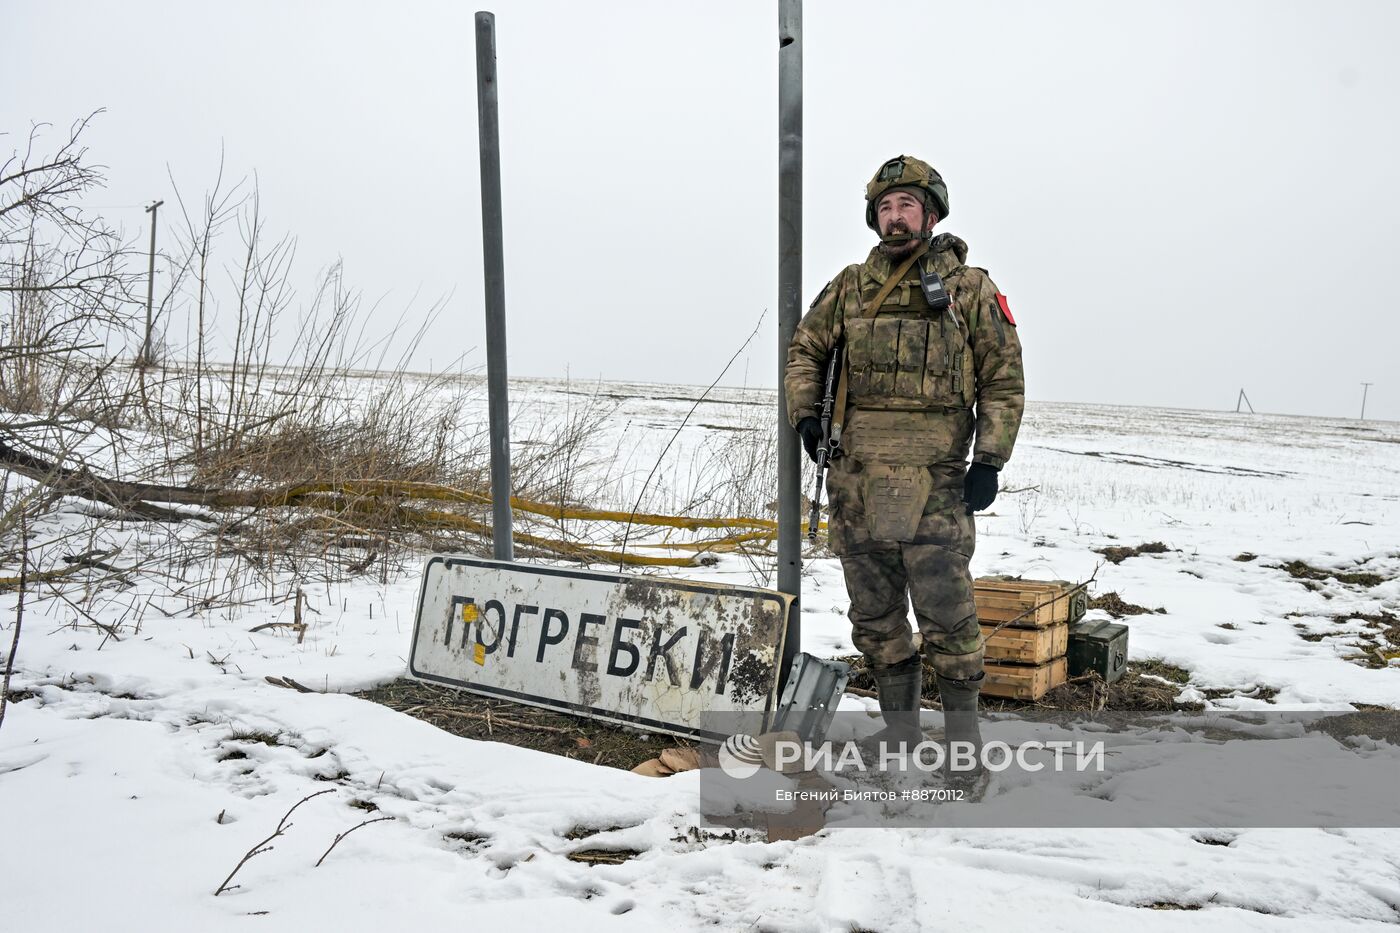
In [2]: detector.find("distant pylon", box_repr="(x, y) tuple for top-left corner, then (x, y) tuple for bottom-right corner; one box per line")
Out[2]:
(1236, 389), (1255, 414)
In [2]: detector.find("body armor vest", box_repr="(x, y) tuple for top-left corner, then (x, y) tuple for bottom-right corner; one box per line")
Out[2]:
(842, 258), (974, 412)
(838, 256), (977, 473)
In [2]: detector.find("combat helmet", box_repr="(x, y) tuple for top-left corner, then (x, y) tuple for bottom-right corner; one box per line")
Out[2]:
(865, 155), (949, 232)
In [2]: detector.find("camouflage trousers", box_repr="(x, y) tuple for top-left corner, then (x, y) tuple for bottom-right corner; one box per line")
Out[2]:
(838, 543), (983, 680)
(827, 460), (983, 681)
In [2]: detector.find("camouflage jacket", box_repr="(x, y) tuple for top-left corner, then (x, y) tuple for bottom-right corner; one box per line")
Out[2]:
(785, 233), (1024, 469)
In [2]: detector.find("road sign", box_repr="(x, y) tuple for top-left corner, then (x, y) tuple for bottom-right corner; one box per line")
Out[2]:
(408, 556), (791, 741)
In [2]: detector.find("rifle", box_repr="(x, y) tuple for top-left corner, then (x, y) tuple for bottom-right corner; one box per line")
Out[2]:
(808, 340), (845, 543)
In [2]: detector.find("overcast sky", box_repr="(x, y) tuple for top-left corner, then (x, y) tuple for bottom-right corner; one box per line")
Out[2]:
(5, 0), (1398, 421)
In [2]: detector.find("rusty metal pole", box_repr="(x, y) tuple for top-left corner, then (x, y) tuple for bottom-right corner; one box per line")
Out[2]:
(777, 0), (803, 688)
(476, 11), (514, 561)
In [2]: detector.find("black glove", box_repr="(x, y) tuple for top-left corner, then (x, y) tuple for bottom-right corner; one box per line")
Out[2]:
(963, 462), (999, 515)
(796, 417), (823, 463)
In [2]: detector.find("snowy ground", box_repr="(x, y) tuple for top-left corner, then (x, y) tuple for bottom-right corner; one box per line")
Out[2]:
(4, 380), (1400, 931)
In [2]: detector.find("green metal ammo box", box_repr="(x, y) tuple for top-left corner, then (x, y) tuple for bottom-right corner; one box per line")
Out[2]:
(1067, 619), (1129, 684)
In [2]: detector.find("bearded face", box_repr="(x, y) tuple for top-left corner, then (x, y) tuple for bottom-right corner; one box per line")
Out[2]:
(876, 189), (937, 260)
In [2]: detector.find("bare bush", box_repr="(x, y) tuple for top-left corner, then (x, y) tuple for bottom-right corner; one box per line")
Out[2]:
(0, 114), (141, 561)
(0, 113), (138, 421)
(0, 117), (784, 624)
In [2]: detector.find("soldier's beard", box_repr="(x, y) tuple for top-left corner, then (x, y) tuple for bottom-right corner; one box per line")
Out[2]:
(879, 227), (921, 261)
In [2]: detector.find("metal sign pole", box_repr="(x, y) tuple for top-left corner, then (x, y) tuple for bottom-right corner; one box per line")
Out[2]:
(475, 10), (514, 561)
(776, 0), (803, 688)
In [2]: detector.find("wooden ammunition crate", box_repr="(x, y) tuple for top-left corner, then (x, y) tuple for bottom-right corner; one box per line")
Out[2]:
(981, 622), (1068, 665)
(982, 657), (1068, 701)
(974, 578), (1087, 628)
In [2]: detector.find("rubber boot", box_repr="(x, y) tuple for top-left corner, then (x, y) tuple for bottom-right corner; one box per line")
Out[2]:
(935, 672), (989, 796)
(869, 654), (925, 751)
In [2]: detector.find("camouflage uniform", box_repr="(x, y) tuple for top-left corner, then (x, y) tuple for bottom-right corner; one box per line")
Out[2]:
(786, 232), (1024, 680)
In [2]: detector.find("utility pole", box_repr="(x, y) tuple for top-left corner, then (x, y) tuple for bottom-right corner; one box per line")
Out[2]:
(776, 0), (802, 690)
(476, 10), (513, 561)
(140, 199), (163, 367)
(1360, 382), (1373, 420)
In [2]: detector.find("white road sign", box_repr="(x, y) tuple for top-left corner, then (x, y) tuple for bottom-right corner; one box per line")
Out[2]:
(408, 556), (792, 741)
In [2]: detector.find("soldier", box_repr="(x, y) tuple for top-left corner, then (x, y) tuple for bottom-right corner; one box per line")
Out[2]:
(785, 155), (1024, 781)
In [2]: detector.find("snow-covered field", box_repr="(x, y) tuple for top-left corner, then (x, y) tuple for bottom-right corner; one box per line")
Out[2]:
(4, 379), (1400, 931)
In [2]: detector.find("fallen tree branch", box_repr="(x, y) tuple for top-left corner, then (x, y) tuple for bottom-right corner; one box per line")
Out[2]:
(0, 441), (776, 568)
(0, 440), (210, 523)
(0, 441), (779, 529)
(0, 563), (86, 591)
(60, 547), (132, 575)
(264, 675), (316, 693)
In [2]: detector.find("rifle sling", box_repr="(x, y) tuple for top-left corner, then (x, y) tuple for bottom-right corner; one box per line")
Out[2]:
(831, 241), (930, 439)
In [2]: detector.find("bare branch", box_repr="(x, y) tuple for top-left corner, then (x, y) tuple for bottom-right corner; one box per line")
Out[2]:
(0, 513), (28, 733)
(213, 788), (334, 896)
(314, 815), (393, 868)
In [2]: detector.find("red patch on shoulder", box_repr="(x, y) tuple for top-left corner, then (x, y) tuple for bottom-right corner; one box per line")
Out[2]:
(996, 293), (1016, 326)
